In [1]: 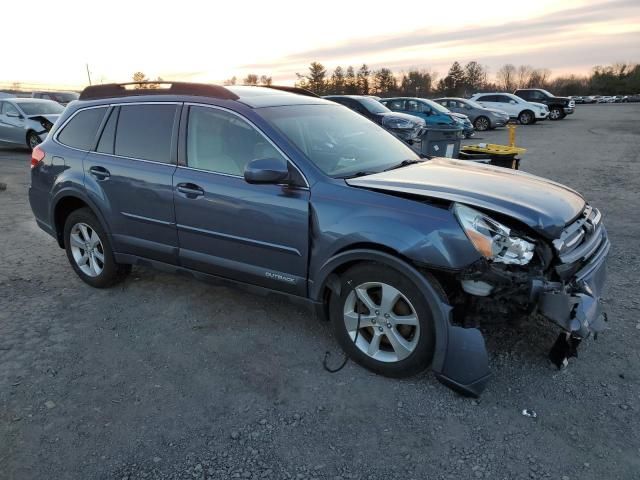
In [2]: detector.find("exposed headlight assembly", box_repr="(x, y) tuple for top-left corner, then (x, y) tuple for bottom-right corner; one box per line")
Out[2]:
(453, 203), (535, 265)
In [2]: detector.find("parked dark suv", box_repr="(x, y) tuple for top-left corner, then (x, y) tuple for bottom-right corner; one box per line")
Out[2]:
(514, 89), (575, 120)
(29, 82), (609, 397)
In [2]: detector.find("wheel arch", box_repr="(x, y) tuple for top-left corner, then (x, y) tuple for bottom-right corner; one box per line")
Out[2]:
(51, 191), (110, 248)
(311, 247), (491, 397)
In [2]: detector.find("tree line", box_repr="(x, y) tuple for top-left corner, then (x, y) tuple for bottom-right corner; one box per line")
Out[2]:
(237, 61), (640, 98)
(126, 61), (640, 98)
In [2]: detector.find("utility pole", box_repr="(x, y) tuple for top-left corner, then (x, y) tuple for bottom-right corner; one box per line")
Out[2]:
(86, 64), (92, 86)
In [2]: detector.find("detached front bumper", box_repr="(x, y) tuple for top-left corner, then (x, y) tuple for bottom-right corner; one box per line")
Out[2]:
(538, 213), (610, 338)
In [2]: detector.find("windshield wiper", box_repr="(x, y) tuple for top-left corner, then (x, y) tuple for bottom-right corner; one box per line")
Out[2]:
(383, 159), (424, 172)
(343, 171), (377, 179)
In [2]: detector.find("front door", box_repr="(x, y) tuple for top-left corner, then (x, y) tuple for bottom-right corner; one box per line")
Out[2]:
(172, 105), (310, 296)
(0, 102), (25, 145)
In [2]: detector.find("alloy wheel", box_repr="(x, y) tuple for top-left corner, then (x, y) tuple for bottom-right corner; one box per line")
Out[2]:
(343, 282), (420, 363)
(28, 133), (40, 150)
(69, 222), (105, 277)
(475, 117), (490, 131)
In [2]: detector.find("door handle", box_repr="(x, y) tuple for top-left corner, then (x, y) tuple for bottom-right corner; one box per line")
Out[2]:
(89, 166), (110, 180)
(176, 182), (204, 198)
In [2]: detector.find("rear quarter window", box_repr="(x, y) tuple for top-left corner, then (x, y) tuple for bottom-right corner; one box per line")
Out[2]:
(57, 107), (107, 150)
(114, 104), (177, 163)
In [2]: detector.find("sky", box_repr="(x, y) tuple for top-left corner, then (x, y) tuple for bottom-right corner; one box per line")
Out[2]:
(1, 0), (639, 90)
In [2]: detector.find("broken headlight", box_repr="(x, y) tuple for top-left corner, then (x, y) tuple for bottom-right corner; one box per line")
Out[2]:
(453, 203), (535, 265)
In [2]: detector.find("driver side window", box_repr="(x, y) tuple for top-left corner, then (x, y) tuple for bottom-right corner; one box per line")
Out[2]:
(186, 106), (285, 176)
(2, 102), (19, 116)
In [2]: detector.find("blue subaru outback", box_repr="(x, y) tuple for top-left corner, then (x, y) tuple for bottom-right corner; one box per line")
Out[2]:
(28, 82), (609, 396)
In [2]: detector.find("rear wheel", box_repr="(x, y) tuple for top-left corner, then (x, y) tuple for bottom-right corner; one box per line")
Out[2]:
(473, 116), (490, 131)
(329, 263), (436, 378)
(518, 110), (534, 125)
(63, 208), (131, 288)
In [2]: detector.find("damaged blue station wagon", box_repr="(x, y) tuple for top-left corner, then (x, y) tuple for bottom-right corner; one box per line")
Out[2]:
(28, 82), (609, 396)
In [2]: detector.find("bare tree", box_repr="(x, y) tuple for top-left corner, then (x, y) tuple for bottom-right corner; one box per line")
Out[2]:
(223, 76), (237, 86)
(496, 64), (517, 91)
(243, 74), (259, 85)
(259, 75), (272, 86)
(517, 65), (533, 89)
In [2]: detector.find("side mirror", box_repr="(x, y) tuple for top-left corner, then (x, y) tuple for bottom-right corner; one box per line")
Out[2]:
(509, 100), (517, 105)
(6, 111), (21, 118)
(244, 157), (289, 185)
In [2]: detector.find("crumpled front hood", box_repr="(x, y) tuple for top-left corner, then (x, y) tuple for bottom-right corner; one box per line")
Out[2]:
(346, 158), (586, 238)
(28, 114), (60, 125)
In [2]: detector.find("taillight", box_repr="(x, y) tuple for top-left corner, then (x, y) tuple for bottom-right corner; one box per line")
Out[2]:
(31, 145), (45, 169)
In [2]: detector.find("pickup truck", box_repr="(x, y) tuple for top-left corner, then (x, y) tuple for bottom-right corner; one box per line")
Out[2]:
(514, 89), (575, 120)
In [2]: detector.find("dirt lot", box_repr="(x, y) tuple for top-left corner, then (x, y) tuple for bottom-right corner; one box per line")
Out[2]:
(1, 104), (639, 480)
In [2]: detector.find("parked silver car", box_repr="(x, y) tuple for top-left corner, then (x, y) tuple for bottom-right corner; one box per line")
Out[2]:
(0, 98), (63, 149)
(31, 90), (79, 106)
(435, 97), (510, 131)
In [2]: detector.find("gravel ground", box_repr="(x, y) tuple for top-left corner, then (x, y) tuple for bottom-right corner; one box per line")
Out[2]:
(1, 104), (639, 480)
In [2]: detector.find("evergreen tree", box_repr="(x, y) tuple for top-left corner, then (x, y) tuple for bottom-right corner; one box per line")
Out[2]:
(357, 64), (371, 95)
(344, 66), (357, 94)
(330, 66), (346, 94)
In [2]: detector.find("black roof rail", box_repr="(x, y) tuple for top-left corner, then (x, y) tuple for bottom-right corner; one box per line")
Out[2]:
(260, 85), (320, 98)
(79, 82), (239, 101)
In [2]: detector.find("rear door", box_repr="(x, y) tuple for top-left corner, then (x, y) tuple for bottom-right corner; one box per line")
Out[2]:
(80, 102), (181, 264)
(490, 95), (517, 116)
(172, 104), (310, 295)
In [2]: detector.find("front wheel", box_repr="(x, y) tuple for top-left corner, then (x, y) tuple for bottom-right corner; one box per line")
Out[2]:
(474, 116), (490, 131)
(27, 131), (41, 150)
(329, 263), (436, 378)
(64, 208), (131, 288)
(549, 106), (563, 120)
(518, 110), (535, 125)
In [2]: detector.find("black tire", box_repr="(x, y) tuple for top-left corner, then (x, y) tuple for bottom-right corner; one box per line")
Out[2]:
(549, 106), (563, 121)
(518, 110), (535, 125)
(27, 131), (40, 151)
(63, 207), (131, 288)
(329, 263), (436, 378)
(474, 116), (490, 131)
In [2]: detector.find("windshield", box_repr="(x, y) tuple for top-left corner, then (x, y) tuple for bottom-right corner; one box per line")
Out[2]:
(15, 100), (64, 116)
(465, 99), (485, 109)
(260, 104), (419, 178)
(357, 97), (390, 114)
(540, 89), (554, 97)
(424, 99), (450, 113)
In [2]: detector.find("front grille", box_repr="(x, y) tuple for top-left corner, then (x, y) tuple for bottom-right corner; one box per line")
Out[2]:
(553, 206), (605, 280)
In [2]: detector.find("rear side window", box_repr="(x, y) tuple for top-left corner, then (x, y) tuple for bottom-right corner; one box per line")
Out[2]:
(96, 108), (118, 154)
(57, 107), (107, 150)
(115, 104), (177, 163)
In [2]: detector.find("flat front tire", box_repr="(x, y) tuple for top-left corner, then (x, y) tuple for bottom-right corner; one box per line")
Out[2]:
(63, 208), (130, 288)
(329, 263), (436, 378)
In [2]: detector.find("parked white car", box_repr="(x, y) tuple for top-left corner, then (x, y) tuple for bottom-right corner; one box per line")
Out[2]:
(469, 92), (549, 125)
